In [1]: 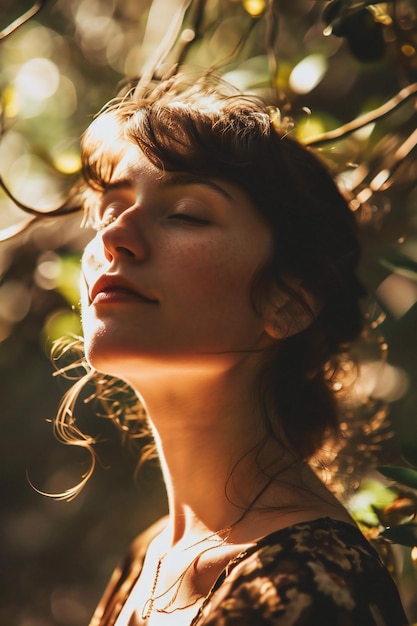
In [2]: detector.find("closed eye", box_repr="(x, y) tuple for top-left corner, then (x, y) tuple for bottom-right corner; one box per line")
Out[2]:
(168, 213), (210, 225)
(93, 206), (124, 230)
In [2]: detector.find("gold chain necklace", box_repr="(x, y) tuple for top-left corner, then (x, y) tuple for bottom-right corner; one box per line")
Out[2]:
(141, 524), (234, 620)
(141, 474), (281, 620)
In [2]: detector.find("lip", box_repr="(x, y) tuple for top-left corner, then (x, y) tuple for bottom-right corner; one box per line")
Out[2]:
(90, 274), (158, 305)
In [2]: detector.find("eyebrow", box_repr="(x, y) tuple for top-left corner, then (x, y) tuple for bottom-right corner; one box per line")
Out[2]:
(161, 172), (233, 201)
(102, 179), (133, 194)
(104, 170), (233, 201)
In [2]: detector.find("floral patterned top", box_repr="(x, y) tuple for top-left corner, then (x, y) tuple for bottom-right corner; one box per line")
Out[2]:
(89, 517), (409, 626)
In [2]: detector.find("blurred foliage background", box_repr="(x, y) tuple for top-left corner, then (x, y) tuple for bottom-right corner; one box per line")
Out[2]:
(1, 0), (417, 624)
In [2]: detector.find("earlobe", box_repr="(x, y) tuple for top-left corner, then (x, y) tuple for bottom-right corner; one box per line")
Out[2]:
(262, 281), (320, 340)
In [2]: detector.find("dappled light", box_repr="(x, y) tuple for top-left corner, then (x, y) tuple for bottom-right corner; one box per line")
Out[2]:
(1, 0), (417, 624)
(289, 53), (328, 94)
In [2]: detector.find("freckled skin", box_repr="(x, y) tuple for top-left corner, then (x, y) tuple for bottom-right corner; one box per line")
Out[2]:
(80, 138), (370, 626)
(81, 147), (274, 382)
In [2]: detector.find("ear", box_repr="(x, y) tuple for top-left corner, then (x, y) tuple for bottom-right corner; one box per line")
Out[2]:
(262, 279), (321, 340)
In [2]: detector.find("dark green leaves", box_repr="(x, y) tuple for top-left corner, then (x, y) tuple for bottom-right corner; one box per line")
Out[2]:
(376, 464), (417, 546)
(378, 465), (417, 490)
(381, 522), (417, 547)
(323, 1), (386, 62)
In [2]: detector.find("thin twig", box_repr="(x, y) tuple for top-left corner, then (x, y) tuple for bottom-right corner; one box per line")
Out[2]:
(0, 0), (47, 40)
(359, 127), (417, 194)
(265, 0), (280, 100)
(304, 81), (417, 146)
(208, 15), (259, 77)
(0, 175), (82, 217)
(134, 0), (194, 98)
(0, 216), (38, 242)
(173, 0), (208, 68)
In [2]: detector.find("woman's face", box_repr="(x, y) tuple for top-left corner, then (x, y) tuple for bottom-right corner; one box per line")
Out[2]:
(81, 145), (274, 381)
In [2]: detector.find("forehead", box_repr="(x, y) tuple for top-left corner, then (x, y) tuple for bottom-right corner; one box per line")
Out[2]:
(111, 144), (160, 183)
(108, 144), (235, 202)
(91, 140), (274, 257)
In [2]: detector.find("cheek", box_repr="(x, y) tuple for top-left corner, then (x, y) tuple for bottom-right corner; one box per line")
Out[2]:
(82, 237), (107, 275)
(171, 239), (261, 313)
(79, 236), (108, 310)
(79, 276), (93, 333)
(79, 240), (106, 345)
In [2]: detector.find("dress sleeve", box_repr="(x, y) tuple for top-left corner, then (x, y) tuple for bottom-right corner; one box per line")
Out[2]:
(88, 535), (146, 626)
(89, 517), (168, 626)
(196, 530), (409, 626)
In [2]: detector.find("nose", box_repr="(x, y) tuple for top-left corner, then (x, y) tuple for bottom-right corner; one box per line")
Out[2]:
(100, 206), (149, 263)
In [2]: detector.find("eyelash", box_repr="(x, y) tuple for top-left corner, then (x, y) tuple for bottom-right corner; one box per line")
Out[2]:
(91, 205), (210, 231)
(94, 215), (118, 231)
(169, 213), (209, 225)
(93, 204), (126, 230)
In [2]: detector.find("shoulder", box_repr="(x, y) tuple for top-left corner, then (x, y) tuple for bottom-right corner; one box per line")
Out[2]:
(89, 517), (168, 626)
(195, 518), (409, 626)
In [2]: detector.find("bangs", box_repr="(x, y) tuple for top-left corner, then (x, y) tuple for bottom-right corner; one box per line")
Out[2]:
(80, 89), (275, 225)
(80, 109), (132, 224)
(124, 97), (272, 179)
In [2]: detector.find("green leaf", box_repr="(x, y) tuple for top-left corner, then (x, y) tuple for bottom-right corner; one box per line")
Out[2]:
(377, 465), (417, 490)
(380, 523), (417, 547)
(343, 9), (386, 62)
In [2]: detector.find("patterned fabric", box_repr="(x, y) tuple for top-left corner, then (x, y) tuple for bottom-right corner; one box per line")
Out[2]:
(90, 517), (409, 626)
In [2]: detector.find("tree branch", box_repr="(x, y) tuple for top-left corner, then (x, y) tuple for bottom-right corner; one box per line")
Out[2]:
(304, 81), (417, 146)
(0, 0), (47, 41)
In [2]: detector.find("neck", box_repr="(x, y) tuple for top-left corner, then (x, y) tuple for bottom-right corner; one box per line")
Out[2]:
(123, 354), (349, 545)
(126, 353), (283, 538)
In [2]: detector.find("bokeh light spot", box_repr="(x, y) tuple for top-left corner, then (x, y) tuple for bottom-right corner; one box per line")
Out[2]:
(43, 309), (82, 346)
(354, 361), (409, 403)
(181, 28), (195, 42)
(0, 280), (31, 323)
(35, 252), (62, 290)
(401, 44), (415, 57)
(349, 478), (396, 526)
(243, 0), (266, 17)
(377, 273), (417, 318)
(15, 58), (60, 101)
(2, 85), (19, 117)
(53, 151), (81, 174)
(289, 54), (327, 94)
(295, 117), (325, 141)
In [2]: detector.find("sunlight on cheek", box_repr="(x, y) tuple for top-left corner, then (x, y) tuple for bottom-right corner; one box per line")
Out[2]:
(85, 256), (104, 274)
(79, 300), (91, 342)
(79, 267), (96, 338)
(79, 276), (89, 309)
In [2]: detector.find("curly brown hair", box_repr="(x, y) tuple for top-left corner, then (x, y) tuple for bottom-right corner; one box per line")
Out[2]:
(51, 73), (365, 498)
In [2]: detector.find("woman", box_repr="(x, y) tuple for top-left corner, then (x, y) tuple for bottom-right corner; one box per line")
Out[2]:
(68, 74), (408, 625)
